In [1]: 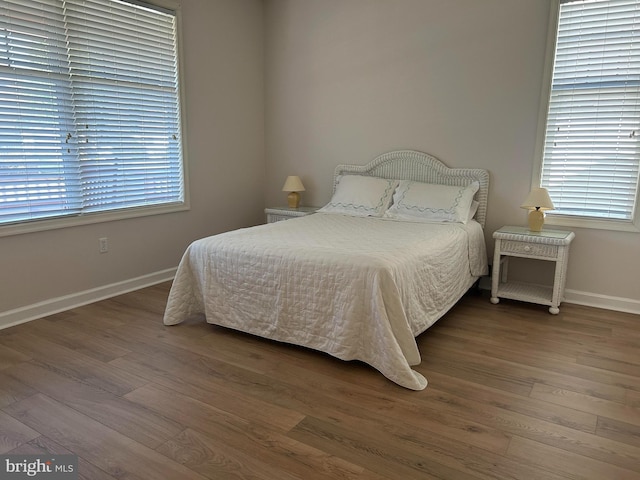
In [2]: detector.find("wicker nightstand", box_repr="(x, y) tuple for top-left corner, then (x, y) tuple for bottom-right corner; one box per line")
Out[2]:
(265, 206), (319, 223)
(490, 226), (575, 314)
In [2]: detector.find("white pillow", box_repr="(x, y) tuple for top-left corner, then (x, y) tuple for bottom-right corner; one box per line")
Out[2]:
(383, 180), (480, 223)
(467, 200), (480, 222)
(318, 175), (399, 217)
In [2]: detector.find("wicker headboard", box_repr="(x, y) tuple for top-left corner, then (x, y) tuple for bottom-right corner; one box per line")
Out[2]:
(334, 150), (490, 228)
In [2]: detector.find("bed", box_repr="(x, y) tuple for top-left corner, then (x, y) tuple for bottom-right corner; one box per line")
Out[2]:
(163, 150), (489, 390)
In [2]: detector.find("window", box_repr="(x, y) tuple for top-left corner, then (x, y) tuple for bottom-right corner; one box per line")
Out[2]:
(535, 0), (640, 231)
(0, 0), (186, 234)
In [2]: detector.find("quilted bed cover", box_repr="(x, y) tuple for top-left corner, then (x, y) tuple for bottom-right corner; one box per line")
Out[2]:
(163, 213), (488, 390)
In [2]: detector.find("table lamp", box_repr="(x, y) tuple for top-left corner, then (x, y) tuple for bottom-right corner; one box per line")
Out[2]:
(521, 187), (554, 232)
(282, 175), (305, 208)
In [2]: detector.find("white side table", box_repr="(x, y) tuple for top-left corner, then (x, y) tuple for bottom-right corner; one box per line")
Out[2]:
(490, 226), (575, 314)
(265, 206), (319, 223)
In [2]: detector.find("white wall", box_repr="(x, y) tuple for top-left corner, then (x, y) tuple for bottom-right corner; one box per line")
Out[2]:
(264, 0), (640, 311)
(3, 0), (638, 323)
(0, 0), (265, 319)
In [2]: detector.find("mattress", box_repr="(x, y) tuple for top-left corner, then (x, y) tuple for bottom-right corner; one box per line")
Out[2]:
(163, 213), (488, 390)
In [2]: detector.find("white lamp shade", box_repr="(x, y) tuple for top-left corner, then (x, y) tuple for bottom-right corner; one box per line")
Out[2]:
(521, 187), (554, 211)
(282, 175), (305, 192)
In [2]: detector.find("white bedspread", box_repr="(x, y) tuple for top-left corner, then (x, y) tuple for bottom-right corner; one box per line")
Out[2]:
(163, 213), (487, 390)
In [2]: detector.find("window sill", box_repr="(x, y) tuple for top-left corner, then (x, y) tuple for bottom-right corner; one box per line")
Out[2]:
(544, 214), (640, 233)
(0, 202), (189, 238)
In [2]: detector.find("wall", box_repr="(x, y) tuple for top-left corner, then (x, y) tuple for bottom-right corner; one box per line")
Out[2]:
(0, 0), (265, 323)
(264, 0), (640, 312)
(3, 0), (638, 323)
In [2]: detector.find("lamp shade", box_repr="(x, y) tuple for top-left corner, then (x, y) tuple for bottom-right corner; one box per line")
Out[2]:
(282, 176), (305, 192)
(521, 187), (554, 211)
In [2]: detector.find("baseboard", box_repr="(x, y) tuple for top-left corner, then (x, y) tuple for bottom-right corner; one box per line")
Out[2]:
(0, 268), (177, 331)
(3, 271), (636, 331)
(563, 289), (640, 315)
(478, 276), (639, 315)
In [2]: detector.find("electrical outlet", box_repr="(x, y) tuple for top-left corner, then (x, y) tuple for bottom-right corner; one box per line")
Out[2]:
(99, 237), (108, 253)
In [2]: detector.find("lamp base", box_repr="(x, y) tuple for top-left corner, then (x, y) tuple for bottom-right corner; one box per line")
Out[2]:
(287, 191), (301, 208)
(528, 209), (545, 232)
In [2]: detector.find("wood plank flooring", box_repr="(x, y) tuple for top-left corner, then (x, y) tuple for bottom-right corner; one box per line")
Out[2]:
(0, 283), (638, 479)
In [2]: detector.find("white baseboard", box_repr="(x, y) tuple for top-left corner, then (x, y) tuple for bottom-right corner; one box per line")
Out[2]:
(0, 268), (177, 331)
(564, 289), (640, 315)
(3, 271), (636, 332)
(478, 276), (640, 315)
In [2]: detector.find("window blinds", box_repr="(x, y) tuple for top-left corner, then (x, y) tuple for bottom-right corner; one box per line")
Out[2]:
(541, 0), (640, 220)
(0, 0), (79, 223)
(0, 0), (183, 226)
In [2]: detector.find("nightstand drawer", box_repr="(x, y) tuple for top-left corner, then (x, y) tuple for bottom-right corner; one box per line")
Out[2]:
(267, 214), (291, 223)
(500, 240), (558, 259)
(265, 206), (319, 223)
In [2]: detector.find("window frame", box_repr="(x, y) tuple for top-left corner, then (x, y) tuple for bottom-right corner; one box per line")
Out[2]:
(532, 0), (640, 233)
(0, 0), (190, 238)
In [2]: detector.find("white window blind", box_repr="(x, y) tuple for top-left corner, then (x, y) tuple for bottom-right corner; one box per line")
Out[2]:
(541, 0), (640, 221)
(0, 0), (184, 227)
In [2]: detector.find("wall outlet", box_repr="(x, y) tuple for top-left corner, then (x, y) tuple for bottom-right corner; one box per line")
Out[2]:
(99, 237), (109, 253)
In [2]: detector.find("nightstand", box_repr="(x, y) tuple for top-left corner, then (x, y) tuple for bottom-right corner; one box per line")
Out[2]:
(265, 206), (319, 223)
(490, 226), (575, 314)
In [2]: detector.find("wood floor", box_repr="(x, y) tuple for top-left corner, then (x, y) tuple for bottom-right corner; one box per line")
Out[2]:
(0, 283), (638, 480)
